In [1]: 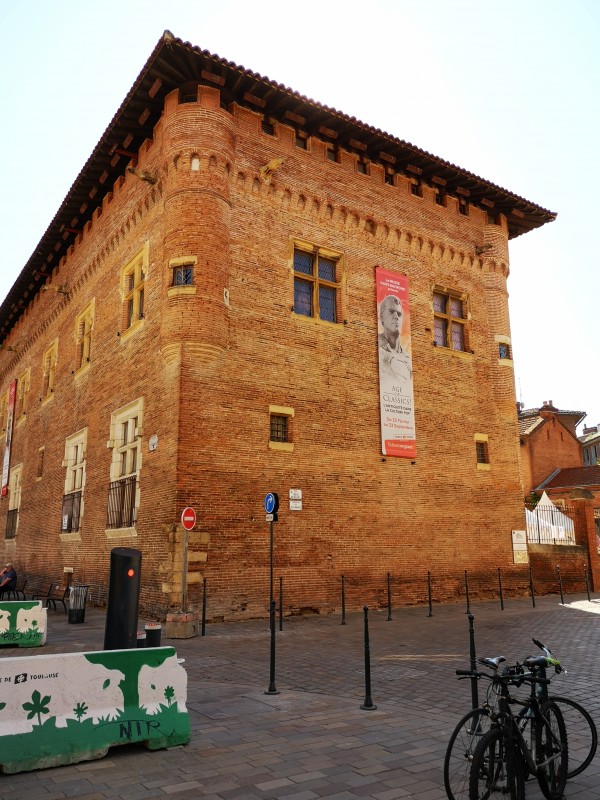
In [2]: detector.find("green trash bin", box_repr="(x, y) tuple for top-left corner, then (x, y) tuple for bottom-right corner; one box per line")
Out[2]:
(68, 584), (90, 624)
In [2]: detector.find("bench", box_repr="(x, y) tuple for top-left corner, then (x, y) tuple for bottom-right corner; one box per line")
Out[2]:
(31, 583), (68, 613)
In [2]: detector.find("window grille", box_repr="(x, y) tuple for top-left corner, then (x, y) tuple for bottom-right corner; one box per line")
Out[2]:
(5, 509), (18, 540)
(270, 415), (288, 443)
(173, 266), (194, 286)
(61, 491), (82, 532)
(476, 441), (489, 464)
(106, 476), (138, 529)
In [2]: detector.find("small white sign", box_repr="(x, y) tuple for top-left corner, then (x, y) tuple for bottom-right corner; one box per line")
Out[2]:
(149, 434), (159, 452)
(512, 530), (527, 544)
(289, 489), (302, 500)
(289, 500), (302, 511)
(512, 543), (528, 551)
(265, 513), (274, 522)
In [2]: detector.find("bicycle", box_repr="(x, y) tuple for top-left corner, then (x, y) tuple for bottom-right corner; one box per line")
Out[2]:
(444, 639), (597, 800)
(468, 656), (568, 800)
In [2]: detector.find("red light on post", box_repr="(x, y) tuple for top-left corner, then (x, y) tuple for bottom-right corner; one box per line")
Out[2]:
(127, 568), (135, 577)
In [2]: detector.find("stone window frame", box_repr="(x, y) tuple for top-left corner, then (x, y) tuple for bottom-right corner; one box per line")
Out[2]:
(42, 338), (59, 401)
(269, 405), (294, 453)
(475, 432), (491, 471)
(74, 301), (94, 375)
(291, 240), (344, 326)
(495, 334), (513, 366)
(433, 286), (470, 353)
(15, 368), (30, 422)
(105, 397), (144, 539)
(167, 256), (197, 298)
(120, 244), (148, 339)
(6, 463), (22, 540)
(60, 427), (87, 540)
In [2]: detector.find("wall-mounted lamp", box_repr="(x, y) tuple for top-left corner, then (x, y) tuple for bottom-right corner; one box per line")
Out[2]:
(42, 284), (69, 295)
(127, 166), (157, 185)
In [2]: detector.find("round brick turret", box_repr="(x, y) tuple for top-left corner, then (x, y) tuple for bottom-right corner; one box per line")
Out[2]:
(160, 86), (235, 367)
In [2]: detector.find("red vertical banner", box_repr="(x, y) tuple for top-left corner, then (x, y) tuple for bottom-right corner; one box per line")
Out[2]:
(376, 268), (416, 458)
(1, 380), (16, 497)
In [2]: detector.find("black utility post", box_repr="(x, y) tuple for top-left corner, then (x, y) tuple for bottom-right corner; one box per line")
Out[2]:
(464, 570), (471, 614)
(360, 606), (377, 710)
(387, 572), (392, 621)
(557, 565), (565, 605)
(341, 575), (346, 625)
(104, 547), (142, 650)
(263, 492), (280, 695)
(468, 613), (479, 711)
(529, 565), (536, 608)
(584, 564), (591, 602)
(497, 567), (504, 611)
(427, 571), (433, 617)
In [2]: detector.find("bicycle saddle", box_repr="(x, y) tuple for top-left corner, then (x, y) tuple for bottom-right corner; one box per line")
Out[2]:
(479, 656), (506, 669)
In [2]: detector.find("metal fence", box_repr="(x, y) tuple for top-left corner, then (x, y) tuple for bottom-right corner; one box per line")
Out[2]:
(524, 502), (577, 545)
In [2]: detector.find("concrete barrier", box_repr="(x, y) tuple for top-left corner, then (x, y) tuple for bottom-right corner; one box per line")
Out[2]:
(0, 601), (47, 648)
(0, 646), (190, 773)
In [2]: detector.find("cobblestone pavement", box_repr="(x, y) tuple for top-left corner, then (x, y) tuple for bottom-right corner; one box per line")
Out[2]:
(2, 593), (600, 799)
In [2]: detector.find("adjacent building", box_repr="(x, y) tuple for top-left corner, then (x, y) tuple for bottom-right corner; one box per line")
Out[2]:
(0, 33), (564, 618)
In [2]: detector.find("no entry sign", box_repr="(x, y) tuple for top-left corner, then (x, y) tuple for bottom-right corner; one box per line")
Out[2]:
(181, 507), (196, 531)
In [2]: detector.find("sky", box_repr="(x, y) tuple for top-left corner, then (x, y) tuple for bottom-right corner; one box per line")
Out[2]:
(0, 0), (598, 430)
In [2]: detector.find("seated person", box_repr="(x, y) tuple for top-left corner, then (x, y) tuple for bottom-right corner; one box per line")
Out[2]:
(0, 563), (17, 597)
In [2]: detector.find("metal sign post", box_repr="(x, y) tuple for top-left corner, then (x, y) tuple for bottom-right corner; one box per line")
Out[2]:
(263, 493), (280, 696)
(181, 507), (196, 613)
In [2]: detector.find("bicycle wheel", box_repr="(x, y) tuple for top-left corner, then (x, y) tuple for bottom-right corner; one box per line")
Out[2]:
(536, 701), (568, 800)
(444, 708), (492, 800)
(469, 727), (525, 800)
(550, 695), (597, 778)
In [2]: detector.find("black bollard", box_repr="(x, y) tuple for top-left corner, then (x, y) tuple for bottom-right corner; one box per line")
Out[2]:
(145, 623), (161, 647)
(529, 565), (536, 608)
(201, 577), (207, 637)
(279, 576), (283, 632)
(265, 600), (279, 695)
(360, 606), (377, 710)
(584, 564), (591, 602)
(104, 547), (142, 650)
(464, 569), (471, 614)
(557, 565), (565, 605)
(468, 613), (479, 711)
(387, 572), (392, 621)
(427, 571), (433, 617)
(341, 575), (346, 625)
(497, 567), (504, 611)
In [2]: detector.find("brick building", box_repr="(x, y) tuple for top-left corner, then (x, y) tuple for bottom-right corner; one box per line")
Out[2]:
(0, 33), (562, 619)
(518, 401), (585, 498)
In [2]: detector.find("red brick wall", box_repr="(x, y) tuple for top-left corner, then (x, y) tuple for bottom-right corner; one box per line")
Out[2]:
(521, 416), (583, 496)
(0, 85), (543, 619)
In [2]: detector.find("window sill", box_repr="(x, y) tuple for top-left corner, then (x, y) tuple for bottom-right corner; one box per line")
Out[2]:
(74, 362), (91, 380)
(497, 358), (514, 368)
(105, 526), (138, 539)
(168, 286), (197, 298)
(16, 414), (27, 427)
(269, 441), (294, 452)
(119, 319), (144, 343)
(291, 312), (344, 330)
(41, 393), (54, 407)
(476, 463), (491, 471)
(433, 345), (474, 361)
(60, 531), (82, 543)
